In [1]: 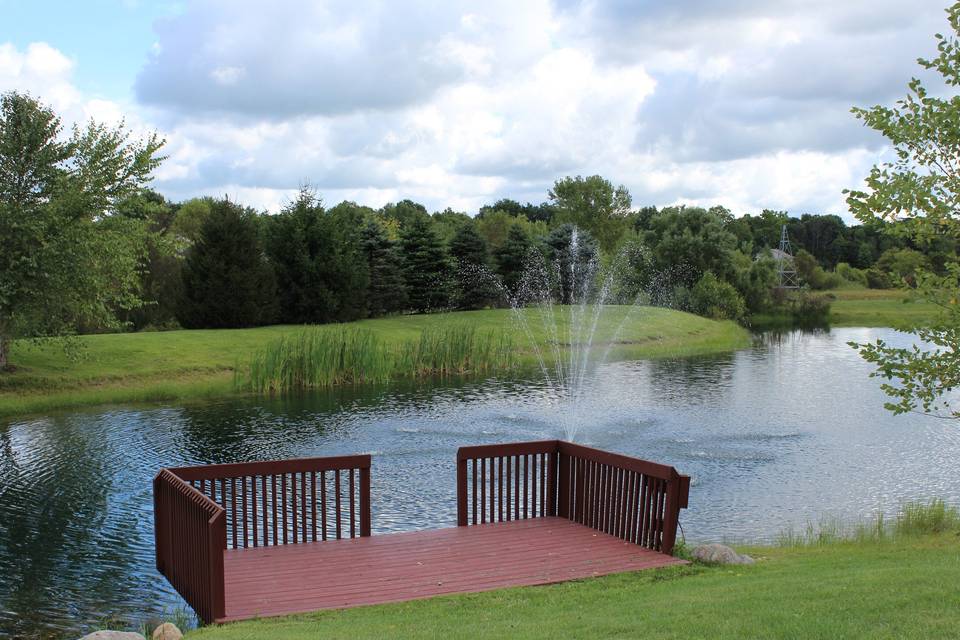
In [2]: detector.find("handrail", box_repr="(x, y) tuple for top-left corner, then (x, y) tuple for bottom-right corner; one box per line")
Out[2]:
(169, 455), (372, 549)
(154, 469), (226, 623)
(456, 440), (689, 554)
(457, 440), (559, 526)
(155, 455), (372, 623)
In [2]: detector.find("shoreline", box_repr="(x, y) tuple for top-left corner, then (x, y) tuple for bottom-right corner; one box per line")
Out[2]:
(0, 307), (750, 420)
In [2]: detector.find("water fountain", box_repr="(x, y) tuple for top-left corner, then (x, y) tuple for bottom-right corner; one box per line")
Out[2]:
(483, 225), (663, 441)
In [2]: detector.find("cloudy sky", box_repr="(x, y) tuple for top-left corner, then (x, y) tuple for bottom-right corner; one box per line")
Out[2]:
(0, 0), (951, 219)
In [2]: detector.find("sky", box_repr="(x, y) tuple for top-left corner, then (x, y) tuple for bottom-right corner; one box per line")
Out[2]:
(0, 0), (951, 219)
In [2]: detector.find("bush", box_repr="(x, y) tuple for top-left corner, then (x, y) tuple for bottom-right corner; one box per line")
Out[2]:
(836, 262), (868, 286)
(792, 292), (831, 323)
(794, 249), (841, 289)
(866, 267), (893, 289)
(689, 272), (746, 321)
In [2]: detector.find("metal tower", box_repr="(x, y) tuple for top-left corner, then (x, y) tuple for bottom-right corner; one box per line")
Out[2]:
(775, 225), (799, 289)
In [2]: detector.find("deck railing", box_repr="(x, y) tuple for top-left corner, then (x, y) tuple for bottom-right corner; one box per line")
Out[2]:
(456, 441), (557, 525)
(165, 455), (372, 549)
(155, 455), (371, 622)
(154, 469), (226, 623)
(457, 440), (690, 554)
(157, 443), (688, 623)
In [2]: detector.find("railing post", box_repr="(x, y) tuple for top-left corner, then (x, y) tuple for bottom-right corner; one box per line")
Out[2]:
(545, 449), (557, 517)
(360, 465), (372, 537)
(660, 473), (683, 556)
(557, 452), (570, 519)
(209, 511), (226, 622)
(456, 455), (468, 526)
(153, 475), (166, 573)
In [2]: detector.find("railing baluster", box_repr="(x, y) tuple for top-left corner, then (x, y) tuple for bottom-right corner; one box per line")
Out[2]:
(335, 470), (342, 539)
(531, 454), (538, 517)
(281, 474), (288, 544)
(320, 470), (327, 541)
(514, 455), (520, 520)
(498, 456), (504, 522)
(505, 455), (511, 521)
(349, 468), (356, 538)
(311, 471), (318, 542)
(489, 458), (495, 522)
(480, 457), (486, 524)
(241, 476), (248, 548)
(472, 458), (478, 525)
(301, 472), (308, 542)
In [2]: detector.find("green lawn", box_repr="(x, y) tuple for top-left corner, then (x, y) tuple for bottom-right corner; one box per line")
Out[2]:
(186, 534), (960, 640)
(827, 288), (940, 327)
(0, 307), (749, 418)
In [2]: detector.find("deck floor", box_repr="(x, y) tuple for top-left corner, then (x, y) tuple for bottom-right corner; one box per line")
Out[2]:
(221, 516), (685, 622)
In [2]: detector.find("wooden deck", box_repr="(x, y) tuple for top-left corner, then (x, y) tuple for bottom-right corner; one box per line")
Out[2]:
(155, 441), (691, 623)
(220, 517), (685, 622)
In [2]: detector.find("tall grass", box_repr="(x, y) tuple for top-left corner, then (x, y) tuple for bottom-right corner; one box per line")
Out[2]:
(775, 498), (960, 547)
(241, 325), (515, 393)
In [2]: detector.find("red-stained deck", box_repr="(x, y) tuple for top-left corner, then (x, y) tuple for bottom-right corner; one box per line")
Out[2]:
(220, 517), (685, 622)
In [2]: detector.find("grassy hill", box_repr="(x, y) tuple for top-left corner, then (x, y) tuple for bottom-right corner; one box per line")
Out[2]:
(0, 307), (750, 419)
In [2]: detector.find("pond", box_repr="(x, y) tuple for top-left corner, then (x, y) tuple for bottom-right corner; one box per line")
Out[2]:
(2, 327), (959, 638)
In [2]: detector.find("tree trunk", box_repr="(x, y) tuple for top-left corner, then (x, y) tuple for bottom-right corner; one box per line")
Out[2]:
(0, 332), (7, 370)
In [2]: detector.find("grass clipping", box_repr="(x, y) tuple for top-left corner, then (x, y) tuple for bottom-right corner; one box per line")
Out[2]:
(239, 325), (516, 393)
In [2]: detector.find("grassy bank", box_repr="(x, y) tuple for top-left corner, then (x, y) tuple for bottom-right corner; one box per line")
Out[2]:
(827, 288), (939, 327)
(0, 307), (749, 419)
(186, 531), (960, 640)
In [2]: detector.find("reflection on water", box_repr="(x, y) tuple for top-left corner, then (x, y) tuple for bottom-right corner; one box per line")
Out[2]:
(2, 327), (960, 637)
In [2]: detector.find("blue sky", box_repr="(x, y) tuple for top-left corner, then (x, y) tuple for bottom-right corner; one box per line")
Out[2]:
(0, 1), (181, 99)
(0, 0), (951, 218)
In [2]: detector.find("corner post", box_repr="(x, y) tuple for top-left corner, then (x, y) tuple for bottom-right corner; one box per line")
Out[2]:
(556, 448), (570, 519)
(456, 452), (468, 526)
(660, 472), (683, 555)
(360, 463), (372, 537)
(208, 510), (226, 622)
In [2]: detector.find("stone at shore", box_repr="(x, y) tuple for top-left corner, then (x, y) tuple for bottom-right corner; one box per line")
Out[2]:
(79, 632), (145, 640)
(691, 543), (755, 565)
(153, 623), (184, 640)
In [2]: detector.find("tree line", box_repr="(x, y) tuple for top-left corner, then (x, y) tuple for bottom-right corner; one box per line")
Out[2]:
(1, 90), (956, 367)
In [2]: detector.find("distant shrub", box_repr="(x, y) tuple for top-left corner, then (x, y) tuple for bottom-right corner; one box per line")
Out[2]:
(866, 267), (893, 289)
(794, 249), (841, 290)
(792, 292), (831, 324)
(689, 272), (746, 321)
(836, 262), (868, 286)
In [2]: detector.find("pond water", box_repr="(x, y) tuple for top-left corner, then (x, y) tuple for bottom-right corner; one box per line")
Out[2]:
(2, 327), (960, 638)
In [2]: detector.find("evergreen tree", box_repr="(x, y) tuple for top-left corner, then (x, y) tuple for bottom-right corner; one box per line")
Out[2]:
(449, 223), (497, 309)
(399, 216), (452, 312)
(494, 225), (532, 298)
(361, 218), (408, 316)
(178, 199), (278, 328)
(265, 190), (368, 324)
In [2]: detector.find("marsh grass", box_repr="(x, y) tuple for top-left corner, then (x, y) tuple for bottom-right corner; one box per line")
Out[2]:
(242, 325), (515, 393)
(775, 498), (960, 547)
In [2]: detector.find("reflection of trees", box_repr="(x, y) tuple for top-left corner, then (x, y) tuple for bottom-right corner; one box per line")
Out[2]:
(754, 327), (829, 351)
(174, 376), (482, 465)
(644, 353), (737, 406)
(0, 415), (146, 636)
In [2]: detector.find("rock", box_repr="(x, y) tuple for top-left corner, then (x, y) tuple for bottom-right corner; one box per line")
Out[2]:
(79, 632), (145, 640)
(152, 623), (184, 640)
(691, 543), (755, 565)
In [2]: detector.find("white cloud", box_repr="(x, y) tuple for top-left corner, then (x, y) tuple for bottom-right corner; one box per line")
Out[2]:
(0, 42), (81, 112)
(4, 0), (952, 222)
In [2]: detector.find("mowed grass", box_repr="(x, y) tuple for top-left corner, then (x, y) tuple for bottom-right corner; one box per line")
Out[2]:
(828, 288), (940, 327)
(186, 533), (960, 640)
(0, 307), (749, 418)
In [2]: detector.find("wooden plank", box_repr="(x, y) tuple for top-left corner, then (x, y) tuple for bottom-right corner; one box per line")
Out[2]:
(170, 454), (371, 482)
(219, 518), (685, 622)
